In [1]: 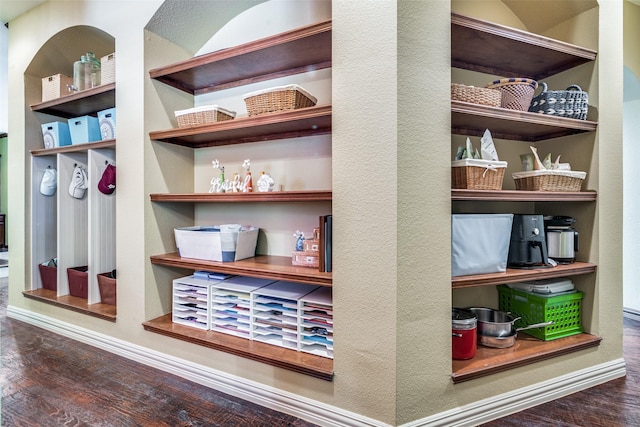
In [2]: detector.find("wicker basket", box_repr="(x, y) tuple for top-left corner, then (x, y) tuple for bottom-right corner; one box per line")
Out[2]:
(452, 159), (508, 190)
(175, 105), (236, 128)
(243, 84), (317, 116)
(451, 83), (501, 107)
(528, 82), (589, 120)
(512, 170), (586, 192)
(485, 78), (538, 111)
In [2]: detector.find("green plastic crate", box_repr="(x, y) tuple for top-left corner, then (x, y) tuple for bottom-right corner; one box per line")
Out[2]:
(497, 285), (583, 341)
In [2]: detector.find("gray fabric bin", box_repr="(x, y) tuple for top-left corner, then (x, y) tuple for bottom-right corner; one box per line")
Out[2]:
(451, 214), (514, 277)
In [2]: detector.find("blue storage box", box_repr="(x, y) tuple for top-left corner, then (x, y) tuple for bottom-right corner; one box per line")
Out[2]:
(97, 108), (116, 140)
(68, 115), (101, 145)
(41, 121), (72, 148)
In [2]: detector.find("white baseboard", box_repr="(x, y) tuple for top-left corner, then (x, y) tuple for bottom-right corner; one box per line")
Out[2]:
(7, 305), (626, 427)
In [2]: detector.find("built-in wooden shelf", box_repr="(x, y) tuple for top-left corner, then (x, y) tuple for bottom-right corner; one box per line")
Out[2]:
(150, 190), (332, 203)
(150, 253), (331, 287)
(149, 105), (331, 148)
(143, 313), (333, 381)
(451, 332), (602, 383)
(452, 189), (597, 202)
(451, 100), (597, 141)
(451, 13), (597, 81)
(30, 139), (116, 156)
(30, 83), (116, 118)
(149, 20), (331, 95)
(452, 262), (596, 289)
(22, 289), (116, 322)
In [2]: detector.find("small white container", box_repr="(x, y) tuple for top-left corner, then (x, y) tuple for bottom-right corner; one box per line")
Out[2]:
(174, 225), (259, 262)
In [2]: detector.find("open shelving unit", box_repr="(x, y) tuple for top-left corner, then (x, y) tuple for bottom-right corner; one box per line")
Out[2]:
(146, 20), (333, 379)
(450, 12), (600, 381)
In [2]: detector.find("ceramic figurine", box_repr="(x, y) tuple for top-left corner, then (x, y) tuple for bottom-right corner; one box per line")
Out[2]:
(293, 230), (305, 251)
(257, 171), (275, 192)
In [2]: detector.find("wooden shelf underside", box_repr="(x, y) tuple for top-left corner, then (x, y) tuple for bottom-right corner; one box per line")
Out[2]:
(451, 13), (597, 80)
(452, 332), (602, 383)
(150, 253), (332, 287)
(143, 314), (333, 381)
(149, 20), (331, 95)
(452, 189), (597, 202)
(452, 101), (597, 142)
(149, 105), (331, 148)
(150, 190), (332, 203)
(22, 289), (116, 322)
(31, 139), (116, 157)
(30, 83), (116, 118)
(452, 262), (596, 289)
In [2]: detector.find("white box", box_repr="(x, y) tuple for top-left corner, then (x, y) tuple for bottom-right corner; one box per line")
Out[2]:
(101, 52), (115, 85)
(97, 108), (116, 139)
(172, 276), (222, 330)
(451, 214), (514, 277)
(174, 225), (259, 262)
(42, 74), (73, 102)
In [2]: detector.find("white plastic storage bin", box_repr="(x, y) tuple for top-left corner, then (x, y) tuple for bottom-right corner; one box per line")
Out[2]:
(299, 287), (333, 359)
(172, 276), (223, 330)
(100, 52), (115, 85)
(210, 276), (276, 338)
(97, 108), (116, 140)
(68, 115), (101, 145)
(451, 213), (514, 276)
(251, 281), (319, 350)
(174, 225), (259, 262)
(41, 121), (72, 148)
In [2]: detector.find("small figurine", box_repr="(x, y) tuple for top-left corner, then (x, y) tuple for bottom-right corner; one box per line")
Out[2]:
(293, 230), (305, 251)
(257, 171), (275, 192)
(242, 159), (253, 192)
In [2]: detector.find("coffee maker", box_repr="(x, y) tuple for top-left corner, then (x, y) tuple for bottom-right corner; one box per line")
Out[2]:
(508, 214), (550, 269)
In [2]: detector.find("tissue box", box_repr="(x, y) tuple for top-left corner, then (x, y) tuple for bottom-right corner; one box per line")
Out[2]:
(98, 108), (116, 139)
(68, 115), (101, 145)
(174, 225), (259, 262)
(41, 121), (72, 148)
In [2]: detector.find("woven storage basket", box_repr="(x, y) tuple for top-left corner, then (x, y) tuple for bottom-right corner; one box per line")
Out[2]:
(451, 83), (501, 107)
(174, 105), (236, 128)
(243, 84), (317, 116)
(528, 82), (589, 120)
(485, 78), (538, 111)
(452, 159), (508, 190)
(512, 170), (586, 192)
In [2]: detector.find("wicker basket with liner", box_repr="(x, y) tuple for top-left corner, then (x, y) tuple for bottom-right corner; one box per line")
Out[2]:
(452, 158), (508, 190)
(451, 83), (501, 107)
(175, 105), (236, 128)
(528, 82), (589, 120)
(485, 78), (538, 111)
(512, 169), (586, 192)
(243, 84), (317, 116)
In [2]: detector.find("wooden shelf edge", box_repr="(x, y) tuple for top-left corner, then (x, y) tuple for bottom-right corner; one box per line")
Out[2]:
(452, 262), (596, 288)
(22, 289), (116, 322)
(142, 314), (334, 381)
(30, 83), (116, 112)
(452, 189), (597, 202)
(150, 190), (332, 203)
(451, 333), (602, 383)
(150, 253), (332, 287)
(31, 139), (116, 156)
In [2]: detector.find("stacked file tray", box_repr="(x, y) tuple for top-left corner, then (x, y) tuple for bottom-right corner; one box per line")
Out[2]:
(299, 287), (333, 359)
(173, 276), (224, 330)
(251, 281), (319, 350)
(210, 276), (277, 338)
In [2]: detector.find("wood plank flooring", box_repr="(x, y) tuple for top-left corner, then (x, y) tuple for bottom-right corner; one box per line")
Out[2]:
(3, 272), (640, 426)
(0, 278), (318, 427)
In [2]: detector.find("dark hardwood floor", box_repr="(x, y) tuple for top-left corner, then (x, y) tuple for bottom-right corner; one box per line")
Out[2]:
(3, 272), (640, 427)
(0, 278), (318, 427)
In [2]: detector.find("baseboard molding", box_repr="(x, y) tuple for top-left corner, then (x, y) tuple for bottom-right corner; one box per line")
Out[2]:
(7, 305), (626, 427)
(6, 305), (388, 427)
(402, 358), (626, 427)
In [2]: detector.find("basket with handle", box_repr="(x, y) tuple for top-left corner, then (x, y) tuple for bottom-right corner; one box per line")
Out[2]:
(485, 78), (538, 111)
(512, 169), (586, 192)
(451, 83), (501, 107)
(528, 82), (589, 120)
